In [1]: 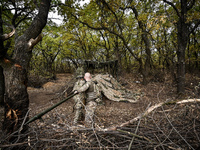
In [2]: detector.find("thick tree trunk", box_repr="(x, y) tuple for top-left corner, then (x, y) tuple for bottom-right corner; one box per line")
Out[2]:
(176, 2), (189, 94)
(3, 46), (31, 138)
(0, 8), (5, 136)
(142, 33), (151, 85)
(2, 0), (51, 148)
(177, 30), (187, 94)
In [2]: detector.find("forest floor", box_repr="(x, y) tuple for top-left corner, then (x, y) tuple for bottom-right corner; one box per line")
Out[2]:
(27, 73), (200, 149)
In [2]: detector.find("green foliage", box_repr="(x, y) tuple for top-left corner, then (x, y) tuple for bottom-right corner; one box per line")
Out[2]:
(28, 0), (200, 79)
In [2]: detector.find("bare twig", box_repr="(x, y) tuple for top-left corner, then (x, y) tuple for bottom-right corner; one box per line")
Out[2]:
(161, 105), (195, 150)
(128, 103), (151, 150)
(116, 129), (154, 143)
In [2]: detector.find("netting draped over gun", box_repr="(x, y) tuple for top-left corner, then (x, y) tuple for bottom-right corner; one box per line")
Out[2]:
(25, 92), (78, 125)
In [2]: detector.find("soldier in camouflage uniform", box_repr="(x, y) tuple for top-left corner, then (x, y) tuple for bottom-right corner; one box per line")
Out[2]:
(76, 72), (99, 127)
(72, 67), (86, 125)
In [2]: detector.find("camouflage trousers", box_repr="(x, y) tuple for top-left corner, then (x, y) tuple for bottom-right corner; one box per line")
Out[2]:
(73, 100), (84, 125)
(85, 101), (97, 127)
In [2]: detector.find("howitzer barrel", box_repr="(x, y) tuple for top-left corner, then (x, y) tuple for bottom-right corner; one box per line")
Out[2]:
(25, 92), (77, 125)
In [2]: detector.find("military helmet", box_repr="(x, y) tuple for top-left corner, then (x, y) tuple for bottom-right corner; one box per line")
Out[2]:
(75, 67), (84, 78)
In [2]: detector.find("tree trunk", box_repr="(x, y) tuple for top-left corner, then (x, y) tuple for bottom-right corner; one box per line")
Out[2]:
(142, 32), (151, 85)
(176, 2), (189, 94)
(0, 67), (4, 105)
(163, 0), (199, 94)
(0, 66), (4, 136)
(2, 0), (51, 148)
(131, 6), (151, 85)
(192, 32), (199, 70)
(0, 8), (5, 136)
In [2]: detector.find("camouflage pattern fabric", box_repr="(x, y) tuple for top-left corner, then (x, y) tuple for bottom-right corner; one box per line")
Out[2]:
(77, 80), (91, 93)
(85, 101), (97, 127)
(73, 79), (86, 124)
(93, 74), (139, 103)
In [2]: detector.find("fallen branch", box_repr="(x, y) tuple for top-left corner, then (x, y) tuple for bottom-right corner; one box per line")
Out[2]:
(176, 99), (200, 104)
(104, 99), (200, 131)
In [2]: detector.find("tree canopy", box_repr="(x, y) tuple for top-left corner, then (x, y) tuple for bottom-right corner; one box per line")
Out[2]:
(38, 0), (200, 92)
(1, 0), (200, 93)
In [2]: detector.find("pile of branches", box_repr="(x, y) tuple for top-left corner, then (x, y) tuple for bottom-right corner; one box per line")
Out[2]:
(1, 99), (200, 149)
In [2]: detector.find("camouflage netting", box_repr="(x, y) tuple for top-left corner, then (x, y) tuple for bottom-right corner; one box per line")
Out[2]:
(93, 74), (138, 103)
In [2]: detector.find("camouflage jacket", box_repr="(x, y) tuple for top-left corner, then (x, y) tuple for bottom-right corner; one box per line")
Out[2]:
(77, 80), (99, 100)
(73, 79), (86, 102)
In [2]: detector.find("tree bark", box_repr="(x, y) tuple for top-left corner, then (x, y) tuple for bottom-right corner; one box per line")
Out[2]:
(177, 21), (188, 94)
(0, 66), (4, 136)
(0, 7), (5, 136)
(176, 1), (189, 94)
(2, 0), (51, 148)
